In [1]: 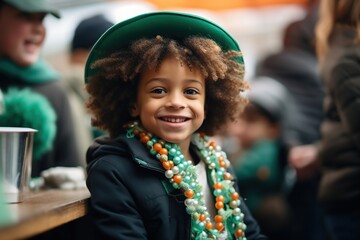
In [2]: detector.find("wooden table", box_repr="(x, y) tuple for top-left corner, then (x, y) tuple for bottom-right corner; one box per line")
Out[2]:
(0, 188), (90, 240)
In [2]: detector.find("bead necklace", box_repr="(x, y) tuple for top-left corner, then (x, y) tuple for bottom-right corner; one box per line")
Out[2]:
(126, 122), (247, 240)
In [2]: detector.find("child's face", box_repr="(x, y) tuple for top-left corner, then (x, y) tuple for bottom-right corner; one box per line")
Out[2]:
(227, 107), (279, 149)
(0, 5), (46, 66)
(132, 56), (206, 148)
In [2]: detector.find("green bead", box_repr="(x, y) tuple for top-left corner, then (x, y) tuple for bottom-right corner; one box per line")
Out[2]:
(173, 156), (181, 164)
(193, 221), (205, 232)
(169, 148), (177, 157)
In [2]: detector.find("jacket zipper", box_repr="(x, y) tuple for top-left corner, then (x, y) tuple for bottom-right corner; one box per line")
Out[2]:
(135, 157), (165, 174)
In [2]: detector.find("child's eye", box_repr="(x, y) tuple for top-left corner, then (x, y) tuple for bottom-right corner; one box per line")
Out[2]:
(19, 12), (33, 20)
(184, 88), (199, 95)
(19, 12), (45, 22)
(151, 88), (166, 94)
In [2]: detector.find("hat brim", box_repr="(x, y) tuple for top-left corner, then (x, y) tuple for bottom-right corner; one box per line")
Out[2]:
(85, 11), (242, 83)
(3, 0), (60, 18)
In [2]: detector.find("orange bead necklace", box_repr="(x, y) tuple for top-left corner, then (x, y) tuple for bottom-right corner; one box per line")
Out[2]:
(127, 122), (246, 239)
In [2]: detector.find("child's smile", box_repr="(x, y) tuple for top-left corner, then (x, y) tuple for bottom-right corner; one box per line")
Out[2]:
(132, 56), (206, 151)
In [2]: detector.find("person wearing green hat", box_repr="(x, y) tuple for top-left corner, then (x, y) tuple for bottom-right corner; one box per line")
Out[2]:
(0, 0), (83, 178)
(85, 11), (268, 239)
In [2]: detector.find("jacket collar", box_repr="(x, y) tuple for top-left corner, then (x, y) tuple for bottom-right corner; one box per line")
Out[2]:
(122, 135), (164, 170)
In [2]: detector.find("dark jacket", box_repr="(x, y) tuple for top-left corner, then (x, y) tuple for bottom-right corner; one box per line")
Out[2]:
(0, 59), (82, 176)
(317, 25), (360, 214)
(86, 134), (268, 240)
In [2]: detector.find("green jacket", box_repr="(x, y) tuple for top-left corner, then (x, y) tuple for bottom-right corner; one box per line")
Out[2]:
(234, 140), (283, 211)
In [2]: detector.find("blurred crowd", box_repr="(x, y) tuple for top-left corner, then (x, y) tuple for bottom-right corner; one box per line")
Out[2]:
(1, 0), (360, 239)
(221, 0), (360, 239)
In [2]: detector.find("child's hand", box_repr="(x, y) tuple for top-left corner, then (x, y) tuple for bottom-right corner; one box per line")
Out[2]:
(41, 166), (86, 190)
(288, 144), (320, 181)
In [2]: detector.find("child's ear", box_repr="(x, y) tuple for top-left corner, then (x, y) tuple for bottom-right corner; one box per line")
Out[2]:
(130, 103), (139, 117)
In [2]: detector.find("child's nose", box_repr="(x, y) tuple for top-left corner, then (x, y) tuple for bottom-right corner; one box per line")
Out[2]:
(32, 22), (45, 35)
(165, 92), (185, 109)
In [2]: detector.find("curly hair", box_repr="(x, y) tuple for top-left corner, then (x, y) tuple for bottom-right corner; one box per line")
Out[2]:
(86, 35), (248, 138)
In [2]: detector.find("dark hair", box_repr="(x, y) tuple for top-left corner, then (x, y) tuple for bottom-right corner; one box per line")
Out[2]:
(86, 36), (248, 138)
(71, 14), (113, 52)
(245, 102), (279, 124)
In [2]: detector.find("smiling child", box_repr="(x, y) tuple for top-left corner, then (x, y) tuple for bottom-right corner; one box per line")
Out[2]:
(85, 11), (268, 240)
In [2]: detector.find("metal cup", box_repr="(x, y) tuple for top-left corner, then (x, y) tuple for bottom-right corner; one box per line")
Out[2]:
(0, 127), (37, 203)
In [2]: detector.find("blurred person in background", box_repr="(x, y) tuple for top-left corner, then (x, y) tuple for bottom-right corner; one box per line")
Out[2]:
(255, 1), (326, 239)
(0, 0), (83, 177)
(62, 14), (114, 166)
(315, 0), (360, 239)
(67, 14), (113, 104)
(225, 77), (300, 240)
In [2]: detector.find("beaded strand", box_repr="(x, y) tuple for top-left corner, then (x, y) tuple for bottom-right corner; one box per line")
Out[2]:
(127, 122), (247, 240)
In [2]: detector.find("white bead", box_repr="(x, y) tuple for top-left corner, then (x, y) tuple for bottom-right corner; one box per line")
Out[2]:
(233, 208), (241, 215)
(165, 170), (174, 178)
(172, 166), (179, 174)
(229, 200), (238, 208)
(185, 199), (193, 206)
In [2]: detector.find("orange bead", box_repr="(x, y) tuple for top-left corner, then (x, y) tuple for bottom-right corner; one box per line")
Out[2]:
(215, 222), (224, 231)
(173, 175), (182, 184)
(219, 160), (226, 168)
(215, 201), (224, 210)
(216, 195), (225, 202)
(235, 229), (244, 238)
(213, 182), (222, 189)
(224, 172), (232, 180)
(214, 214), (223, 223)
(139, 132), (146, 138)
(199, 214), (206, 222)
(162, 161), (171, 170)
(210, 141), (216, 148)
(205, 221), (213, 230)
(185, 189), (194, 198)
(141, 135), (150, 143)
(153, 143), (162, 152)
(159, 148), (168, 155)
(168, 161), (174, 169)
(231, 192), (239, 200)
(218, 156), (224, 161)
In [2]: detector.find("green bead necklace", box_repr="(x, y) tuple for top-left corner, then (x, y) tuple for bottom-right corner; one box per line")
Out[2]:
(126, 122), (247, 240)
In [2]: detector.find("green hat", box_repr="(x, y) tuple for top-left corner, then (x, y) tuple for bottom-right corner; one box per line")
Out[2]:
(85, 11), (243, 83)
(2, 0), (60, 18)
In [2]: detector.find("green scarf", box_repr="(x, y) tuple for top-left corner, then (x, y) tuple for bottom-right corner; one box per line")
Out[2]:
(0, 58), (59, 84)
